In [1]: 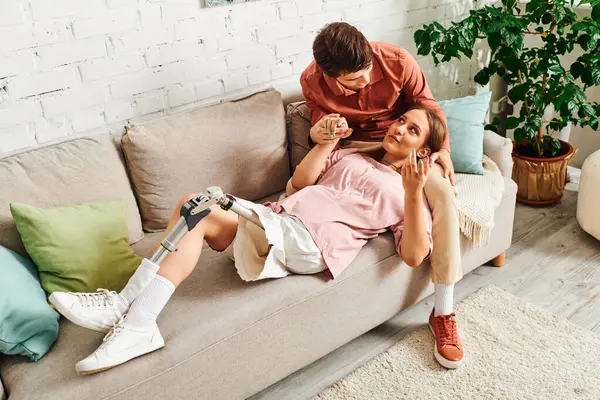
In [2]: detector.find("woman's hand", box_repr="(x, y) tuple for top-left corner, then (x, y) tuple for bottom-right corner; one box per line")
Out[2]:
(399, 150), (431, 267)
(401, 149), (429, 194)
(310, 114), (353, 145)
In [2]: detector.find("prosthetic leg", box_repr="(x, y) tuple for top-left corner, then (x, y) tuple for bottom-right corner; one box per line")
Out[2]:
(149, 187), (263, 265)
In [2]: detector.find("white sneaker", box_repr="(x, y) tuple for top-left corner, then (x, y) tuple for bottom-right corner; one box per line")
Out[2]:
(76, 316), (165, 375)
(49, 289), (128, 333)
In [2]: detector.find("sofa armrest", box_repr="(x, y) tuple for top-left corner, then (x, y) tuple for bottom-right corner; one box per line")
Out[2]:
(483, 130), (514, 178)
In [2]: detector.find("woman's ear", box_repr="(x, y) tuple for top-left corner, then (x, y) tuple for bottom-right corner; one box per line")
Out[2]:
(417, 146), (431, 159)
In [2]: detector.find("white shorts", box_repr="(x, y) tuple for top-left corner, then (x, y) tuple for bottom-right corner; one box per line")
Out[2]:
(223, 198), (327, 282)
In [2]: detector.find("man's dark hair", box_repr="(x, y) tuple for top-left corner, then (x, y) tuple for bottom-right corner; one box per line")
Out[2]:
(312, 22), (374, 77)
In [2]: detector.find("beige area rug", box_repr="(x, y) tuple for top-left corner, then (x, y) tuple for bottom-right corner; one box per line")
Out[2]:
(313, 285), (600, 400)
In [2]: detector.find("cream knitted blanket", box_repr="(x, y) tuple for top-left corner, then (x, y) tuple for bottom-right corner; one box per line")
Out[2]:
(454, 155), (505, 247)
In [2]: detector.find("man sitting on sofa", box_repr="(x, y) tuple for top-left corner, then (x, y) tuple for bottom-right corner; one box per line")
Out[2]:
(291, 22), (463, 368)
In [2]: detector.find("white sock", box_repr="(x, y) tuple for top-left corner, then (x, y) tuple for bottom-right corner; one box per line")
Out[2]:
(434, 283), (454, 316)
(124, 275), (175, 327)
(119, 258), (160, 306)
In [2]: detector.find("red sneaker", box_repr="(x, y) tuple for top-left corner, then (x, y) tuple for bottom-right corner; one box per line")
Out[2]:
(428, 309), (464, 369)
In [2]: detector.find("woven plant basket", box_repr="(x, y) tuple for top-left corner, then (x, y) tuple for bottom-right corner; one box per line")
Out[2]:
(512, 140), (577, 205)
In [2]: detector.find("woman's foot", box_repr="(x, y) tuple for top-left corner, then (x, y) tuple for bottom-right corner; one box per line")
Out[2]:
(49, 289), (128, 332)
(76, 314), (165, 375)
(428, 309), (464, 369)
(49, 258), (161, 332)
(75, 275), (175, 375)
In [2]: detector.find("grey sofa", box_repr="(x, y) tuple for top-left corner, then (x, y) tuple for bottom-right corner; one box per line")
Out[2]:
(0, 89), (517, 400)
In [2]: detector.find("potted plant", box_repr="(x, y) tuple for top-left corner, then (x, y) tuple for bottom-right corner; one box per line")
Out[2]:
(414, 0), (600, 205)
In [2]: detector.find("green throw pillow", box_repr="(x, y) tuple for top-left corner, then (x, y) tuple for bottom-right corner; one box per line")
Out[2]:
(438, 92), (493, 175)
(0, 246), (59, 361)
(10, 200), (142, 295)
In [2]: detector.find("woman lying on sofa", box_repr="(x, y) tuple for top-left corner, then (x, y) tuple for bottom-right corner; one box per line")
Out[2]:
(49, 106), (464, 375)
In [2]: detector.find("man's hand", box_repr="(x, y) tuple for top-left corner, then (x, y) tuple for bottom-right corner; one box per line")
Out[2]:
(310, 114), (353, 145)
(429, 149), (455, 186)
(401, 149), (429, 194)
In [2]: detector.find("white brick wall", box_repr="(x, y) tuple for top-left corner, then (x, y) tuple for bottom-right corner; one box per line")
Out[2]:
(0, 51), (36, 78)
(30, 0), (106, 21)
(0, 1), (27, 27)
(9, 67), (79, 99)
(0, 0), (475, 154)
(36, 38), (107, 69)
(72, 10), (139, 39)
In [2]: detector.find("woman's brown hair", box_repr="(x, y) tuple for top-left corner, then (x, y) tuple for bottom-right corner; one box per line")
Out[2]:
(312, 22), (374, 77)
(408, 105), (448, 154)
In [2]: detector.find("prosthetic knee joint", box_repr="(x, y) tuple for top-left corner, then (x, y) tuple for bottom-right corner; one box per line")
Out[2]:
(150, 186), (262, 265)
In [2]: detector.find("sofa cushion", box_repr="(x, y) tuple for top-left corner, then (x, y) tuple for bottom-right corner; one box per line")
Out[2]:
(0, 246), (59, 361)
(10, 201), (142, 294)
(0, 135), (144, 257)
(286, 101), (312, 172)
(121, 89), (290, 232)
(438, 92), (492, 175)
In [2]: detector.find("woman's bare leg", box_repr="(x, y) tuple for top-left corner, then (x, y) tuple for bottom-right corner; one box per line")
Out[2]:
(155, 193), (239, 287)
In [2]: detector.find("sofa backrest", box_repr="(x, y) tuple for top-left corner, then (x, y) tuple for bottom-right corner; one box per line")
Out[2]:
(0, 135), (145, 257)
(121, 89), (290, 232)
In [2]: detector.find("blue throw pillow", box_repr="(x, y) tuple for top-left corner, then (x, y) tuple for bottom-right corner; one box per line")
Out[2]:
(438, 92), (492, 175)
(0, 246), (59, 361)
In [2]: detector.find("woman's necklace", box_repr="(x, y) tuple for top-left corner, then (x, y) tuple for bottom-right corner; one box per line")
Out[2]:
(380, 159), (401, 173)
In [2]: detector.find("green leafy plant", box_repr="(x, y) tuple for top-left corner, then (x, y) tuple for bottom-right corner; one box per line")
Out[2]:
(414, 0), (600, 157)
